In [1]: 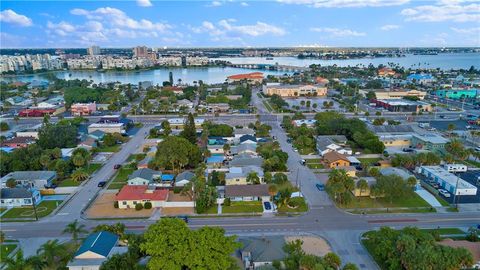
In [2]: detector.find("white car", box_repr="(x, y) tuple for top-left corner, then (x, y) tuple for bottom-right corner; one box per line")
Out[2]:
(439, 189), (451, 198)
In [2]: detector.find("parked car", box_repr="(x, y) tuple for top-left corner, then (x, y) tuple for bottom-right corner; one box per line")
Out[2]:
(439, 115), (445, 119)
(439, 189), (451, 198)
(44, 184), (58, 189)
(97, 181), (107, 188)
(402, 148), (414, 152)
(300, 159), (306, 166)
(263, 201), (272, 211)
(432, 183), (440, 189)
(316, 183), (325, 191)
(114, 164), (122, 169)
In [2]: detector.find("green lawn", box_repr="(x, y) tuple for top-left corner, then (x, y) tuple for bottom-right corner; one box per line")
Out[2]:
(278, 197), (308, 213)
(358, 158), (382, 165)
(305, 159), (322, 163)
(420, 228), (465, 235)
(340, 192), (431, 209)
(85, 163), (102, 175)
(58, 178), (81, 187)
(222, 201), (263, 214)
(97, 144), (121, 152)
(262, 100), (273, 112)
(0, 244), (17, 262)
(107, 167), (134, 190)
(0, 208), (7, 213)
(307, 163), (325, 169)
(128, 153), (147, 162)
(1, 200), (62, 220)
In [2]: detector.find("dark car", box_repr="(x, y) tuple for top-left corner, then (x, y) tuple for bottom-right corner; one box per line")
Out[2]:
(97, 181), (107, 188)
(114, 164), (122, 169)
(402, 148), (414, 152)
(176, 215), (189, 223)
(439, 115), (445, 119)
(263, 201), (272, 211)
(316, 183), (325, 191)
(44, 184), (58, 189)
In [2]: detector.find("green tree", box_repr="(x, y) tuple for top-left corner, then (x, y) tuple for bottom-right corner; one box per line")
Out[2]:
(63, 219), (87, 244)
(103, 133), (117, 147)
(180, 113), (197, 144)
(323, 252), (342, 269)
(160, 120), (171, 137)
(246, 171), (260, 184)
(71, 168), (89, 182)
(36, 239), (68, 269)
(356, 178), (369, 197)
(0, 231), (4, 243)
(326, 169), (354, 205)
(4, 250), (42, 270)
(407, 176), (417, 190)
(369, 167), (380, 177)
(141, 218), (240, 270)
(72, 154), (85, 168)
(0, 122), (10, 131)
(93, 223), (126, 240)
(154, 136), (201, 173)
(37, 123), (78, 149)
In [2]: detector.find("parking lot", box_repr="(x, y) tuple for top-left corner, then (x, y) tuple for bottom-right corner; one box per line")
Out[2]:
(421, 170), (480, 204)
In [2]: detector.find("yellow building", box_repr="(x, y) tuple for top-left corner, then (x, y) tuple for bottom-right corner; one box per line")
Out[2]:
(360, 89), (427, 100)
(263, 83), (327, 97)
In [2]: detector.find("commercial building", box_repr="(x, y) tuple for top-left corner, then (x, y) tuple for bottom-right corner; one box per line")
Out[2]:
(71, 102), (97, 116)
(16, 124), (42, 139)
(377, 67), (396, 77)
(378, 134), (412, 147)
(0, 171), (57, 190)
(292, 119), (317, 128)
(227, 72), (264, 84)
(406, 74), (436, 85)
(418, 166), (477, 196)
(360, 89), (426, 100)
(88, 123), (125, 134)
(87, 46), (101, 56)
(262, 83), (327, 97)
(375, 99), (432, 113)
(434, 89), (478, 100)
(167, 117), (205, 129)
(133, 46), (149, 58)
(411, 134), (449, 153)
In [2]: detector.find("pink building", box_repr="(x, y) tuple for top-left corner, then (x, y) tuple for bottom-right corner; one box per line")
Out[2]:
(71, 103), (97, 116)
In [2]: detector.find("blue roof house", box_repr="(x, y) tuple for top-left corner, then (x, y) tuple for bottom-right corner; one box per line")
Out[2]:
(74, 231), (119, 259)
(206, 155), (225, 168)
(68, 231), (127, 270)
(407, 74), (435, 84)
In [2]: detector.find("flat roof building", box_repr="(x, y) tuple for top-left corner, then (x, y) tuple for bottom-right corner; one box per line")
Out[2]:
(418, 166), (477, 196)
(262, 83), (327, 97)
(375, 99), (432, 113)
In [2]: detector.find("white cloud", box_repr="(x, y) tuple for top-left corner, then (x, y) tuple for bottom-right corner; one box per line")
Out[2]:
(190, 20), (285, 43)
(240, 2), (249, 6)
(209, 1), (223, 7)
(451, 27), (480, 35)
(310, 27), (366, 37)
(47, 21), (76, 36)
(70, 7), (171, 32)
(278, 0), (409, 8)
(380, 24), (400, 31)
(0, 9), (33, 27)
(137, 0), (153, 7)
(401, 2), (480, 22)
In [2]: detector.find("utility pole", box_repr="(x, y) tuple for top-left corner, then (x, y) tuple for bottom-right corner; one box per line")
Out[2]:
(295, 168), (300, 188)
(454, 172), (460, 209)
(31, 190), (38, 221)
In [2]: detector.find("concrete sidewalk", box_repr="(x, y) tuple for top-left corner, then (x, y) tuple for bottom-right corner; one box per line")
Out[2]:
(415, 187), (442, 207)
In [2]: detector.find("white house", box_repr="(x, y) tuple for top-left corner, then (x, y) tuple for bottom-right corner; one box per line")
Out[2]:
(0, 188), (41, 207)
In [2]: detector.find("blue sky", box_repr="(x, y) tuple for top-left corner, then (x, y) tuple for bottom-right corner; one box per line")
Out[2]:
(1, 0), (479, 48)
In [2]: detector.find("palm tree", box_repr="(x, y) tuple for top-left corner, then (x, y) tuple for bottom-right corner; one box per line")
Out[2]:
(356, 179), (369, 197)
(39, 154), (51, 170)
(63, 219), (87, 244)
(407, 177), (418, 190)
(72, 154), (85, 168)
(268, 184), (278, 199)
(37, 239), (66, 268)
(71, 169), (89, 183)
(4, 250), (36, 270)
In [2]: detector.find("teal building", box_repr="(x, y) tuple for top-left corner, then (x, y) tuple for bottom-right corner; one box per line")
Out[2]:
(434, 89), (478, 100)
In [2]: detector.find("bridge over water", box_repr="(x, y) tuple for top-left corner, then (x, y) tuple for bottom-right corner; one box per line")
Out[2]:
(229, 63), (309, 73)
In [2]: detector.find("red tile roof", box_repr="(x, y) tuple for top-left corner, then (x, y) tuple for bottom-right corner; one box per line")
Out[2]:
(116, 185), (168, 201)
(227, 72), (264, 80)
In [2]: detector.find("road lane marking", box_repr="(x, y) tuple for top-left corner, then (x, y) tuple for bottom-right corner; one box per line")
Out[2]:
(190, 222), (298, 228)
(2, 229), (16, 232)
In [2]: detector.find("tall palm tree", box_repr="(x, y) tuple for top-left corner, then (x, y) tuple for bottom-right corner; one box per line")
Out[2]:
(37, 239), (66, 268)
(4, 250), (35, 270)
(356, 179), (369, 197)
(72, 154), (85, 168)
(63, 219), (87, 244)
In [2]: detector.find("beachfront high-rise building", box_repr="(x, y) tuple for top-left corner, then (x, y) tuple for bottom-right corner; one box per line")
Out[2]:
(87, 46), (101, 56)
(133, 46), (149, 58)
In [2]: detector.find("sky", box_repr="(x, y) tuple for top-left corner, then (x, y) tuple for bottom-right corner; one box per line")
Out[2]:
(0, 0), (479, 48)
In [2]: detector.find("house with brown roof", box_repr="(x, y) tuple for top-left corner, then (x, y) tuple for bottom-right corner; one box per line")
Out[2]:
(1, 136), (35, 149)
(225, 184), (270, 202)
(323, 152), (350, 168)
